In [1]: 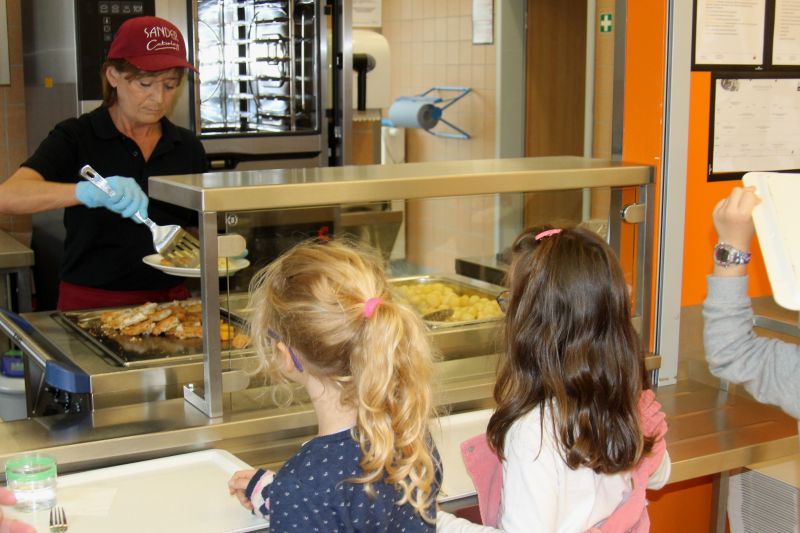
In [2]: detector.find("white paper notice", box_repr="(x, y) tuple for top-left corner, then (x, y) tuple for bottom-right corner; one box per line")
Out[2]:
(353, 0), (381, 28)
(695, 0), (766, 65)
(472, 0), (494, 45)
(774, 0), (800, 65)
(713, 78), (800, 174)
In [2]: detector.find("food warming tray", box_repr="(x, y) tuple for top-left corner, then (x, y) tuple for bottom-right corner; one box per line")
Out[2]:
(214, 275), (505, 330)
(57, 306), (250, 368)
(389, 273), (505, 329)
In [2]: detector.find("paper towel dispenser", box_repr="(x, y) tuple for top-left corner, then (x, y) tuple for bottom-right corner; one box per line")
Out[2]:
(383, 86), (472, 140)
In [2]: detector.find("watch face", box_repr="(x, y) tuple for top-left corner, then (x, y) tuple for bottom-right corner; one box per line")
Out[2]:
(714, 245), (733, 264)
(714, 243), (751, 265)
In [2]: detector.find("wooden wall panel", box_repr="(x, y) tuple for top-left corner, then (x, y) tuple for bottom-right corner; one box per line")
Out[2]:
(523, 0), (587, 229)
(524, 0), (586, 158)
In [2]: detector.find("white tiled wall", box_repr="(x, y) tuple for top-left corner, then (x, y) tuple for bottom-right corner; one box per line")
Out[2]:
(382, 0), (499, 273)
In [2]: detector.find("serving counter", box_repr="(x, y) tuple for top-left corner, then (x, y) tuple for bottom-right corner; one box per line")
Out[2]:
(0, 157), (797, 529)
(0, 155), (654, 464)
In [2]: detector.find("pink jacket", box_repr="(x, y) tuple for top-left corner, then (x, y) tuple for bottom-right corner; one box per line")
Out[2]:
(460, 389), (668, 532)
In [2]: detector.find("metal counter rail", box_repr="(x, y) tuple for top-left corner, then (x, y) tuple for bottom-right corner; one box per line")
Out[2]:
(148, 156), (652, 212)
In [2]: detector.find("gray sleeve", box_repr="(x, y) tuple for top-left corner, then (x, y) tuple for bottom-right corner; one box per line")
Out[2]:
(703, 275), (800, 419)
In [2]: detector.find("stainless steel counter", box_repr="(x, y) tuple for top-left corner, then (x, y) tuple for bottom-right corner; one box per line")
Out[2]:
(0, 300), (504, 414)
(0, 302), (796, 493)
(0, 229), (34, 312)
(0, 372), (795, 485)
(0, 230), (33, 270)
(0, 353), (499, 480)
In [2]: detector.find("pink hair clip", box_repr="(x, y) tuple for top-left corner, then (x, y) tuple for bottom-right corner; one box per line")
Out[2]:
(534, 228), (562, 241)
(363, 297), (384, 318)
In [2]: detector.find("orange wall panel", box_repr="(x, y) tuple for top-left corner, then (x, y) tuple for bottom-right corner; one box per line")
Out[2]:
(621, 0), (667, 351)
(621, 0), (666, 169)
(648, 476), (718, 532)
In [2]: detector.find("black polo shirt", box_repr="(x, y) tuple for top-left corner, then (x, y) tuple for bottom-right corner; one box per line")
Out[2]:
(23, 106), (207, 291)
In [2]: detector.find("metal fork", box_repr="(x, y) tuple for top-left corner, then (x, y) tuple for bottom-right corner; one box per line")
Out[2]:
(49, 505), (68, 532)
(79, 165), (200, 266)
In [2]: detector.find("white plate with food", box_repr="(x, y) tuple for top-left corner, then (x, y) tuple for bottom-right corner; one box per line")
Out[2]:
(143, 254), (250, 278)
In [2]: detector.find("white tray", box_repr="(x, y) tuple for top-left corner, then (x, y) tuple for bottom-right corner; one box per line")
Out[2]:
(3, 449), (267, 532)
(743, 172), (800, 310)
(430, 408), (494, 503)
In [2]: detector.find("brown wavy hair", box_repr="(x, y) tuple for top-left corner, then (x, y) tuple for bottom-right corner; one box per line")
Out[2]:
(248, 239), (439, 522)
(487, 226), (654, 474)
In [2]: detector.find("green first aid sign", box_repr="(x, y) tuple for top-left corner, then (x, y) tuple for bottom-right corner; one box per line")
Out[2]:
(600, 13), (613, 33)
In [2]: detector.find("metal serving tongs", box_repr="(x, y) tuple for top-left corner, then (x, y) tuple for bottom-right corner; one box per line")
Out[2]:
(79, 165), (201, 267)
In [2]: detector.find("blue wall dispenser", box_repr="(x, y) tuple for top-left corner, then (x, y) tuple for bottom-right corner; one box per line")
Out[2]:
(382, 86), (472, 140)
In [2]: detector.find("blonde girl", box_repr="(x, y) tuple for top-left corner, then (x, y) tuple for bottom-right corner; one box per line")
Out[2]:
(228, 239), (440, 531)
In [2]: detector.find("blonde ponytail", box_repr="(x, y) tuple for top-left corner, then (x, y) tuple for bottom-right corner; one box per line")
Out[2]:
(351, 296), (438, 522)
(248, 239), (439, 522)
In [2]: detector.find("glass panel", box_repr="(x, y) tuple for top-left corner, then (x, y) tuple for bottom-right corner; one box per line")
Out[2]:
(197, 0), (319, 136)
(218, 185), (643, 415)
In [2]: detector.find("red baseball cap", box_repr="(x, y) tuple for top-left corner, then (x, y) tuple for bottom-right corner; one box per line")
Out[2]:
(107, 16), (196, 72)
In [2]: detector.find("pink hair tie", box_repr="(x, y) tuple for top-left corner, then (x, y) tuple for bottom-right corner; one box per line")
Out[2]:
(534, 228), (562, 241)
(363, 297), (384, 318)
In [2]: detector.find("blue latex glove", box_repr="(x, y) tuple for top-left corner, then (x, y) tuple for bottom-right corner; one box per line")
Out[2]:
(75, 176), (149, 222)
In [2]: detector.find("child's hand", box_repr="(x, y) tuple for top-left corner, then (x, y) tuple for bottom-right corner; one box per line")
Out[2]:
(228, 469), (259, 511)
(0, 487), (36, 533)
(712, 186), (761, 251)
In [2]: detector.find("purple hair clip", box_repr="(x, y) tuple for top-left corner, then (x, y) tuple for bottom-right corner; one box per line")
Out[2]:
(267, 328), (303, 372)
(534, 228), (562, 241)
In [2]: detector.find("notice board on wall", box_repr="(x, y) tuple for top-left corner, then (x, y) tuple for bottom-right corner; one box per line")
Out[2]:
(708, 73), (800, 180)
(693, 0), (800, 70)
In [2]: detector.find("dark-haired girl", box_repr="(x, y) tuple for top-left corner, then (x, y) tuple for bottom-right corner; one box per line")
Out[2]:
(440, 226), (670, 532)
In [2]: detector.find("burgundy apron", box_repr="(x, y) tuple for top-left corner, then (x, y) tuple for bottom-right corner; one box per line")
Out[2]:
(57, 281), (191, 311)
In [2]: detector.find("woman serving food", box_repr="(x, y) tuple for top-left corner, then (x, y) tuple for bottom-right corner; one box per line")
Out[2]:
(0, 16), (207, 311)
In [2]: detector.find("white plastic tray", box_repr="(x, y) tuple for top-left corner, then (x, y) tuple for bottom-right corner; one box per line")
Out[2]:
(3, 449), (267, 532)
(743, 172), (800, 310)
(430, 408), (493, 503)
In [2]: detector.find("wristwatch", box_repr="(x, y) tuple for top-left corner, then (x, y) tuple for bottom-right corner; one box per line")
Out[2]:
(713, 243), (751, 267)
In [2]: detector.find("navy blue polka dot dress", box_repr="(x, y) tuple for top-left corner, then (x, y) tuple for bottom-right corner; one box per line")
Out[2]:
(244, 429), (439, 532)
